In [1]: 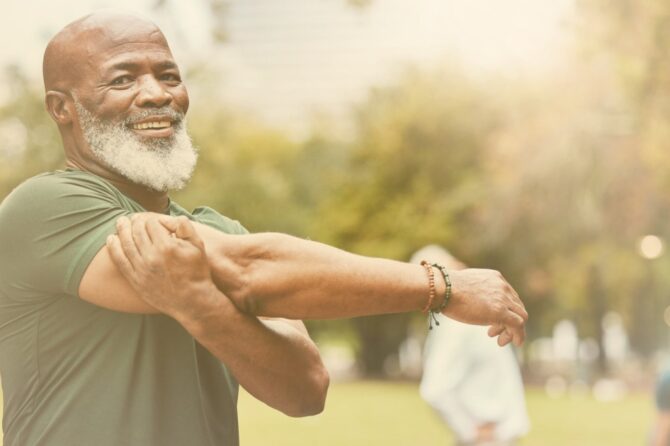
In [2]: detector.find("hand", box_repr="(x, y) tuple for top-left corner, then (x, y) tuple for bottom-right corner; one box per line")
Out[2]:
(443, 268), (528, 346)
(106, 214), (219, 321)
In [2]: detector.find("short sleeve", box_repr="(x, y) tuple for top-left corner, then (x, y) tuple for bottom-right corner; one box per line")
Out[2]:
(190, 206), (249, 235)
(0, 173), (133, 300)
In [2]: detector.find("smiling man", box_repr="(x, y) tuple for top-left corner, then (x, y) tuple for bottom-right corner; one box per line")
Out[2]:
(0, 13), (328, 446)
(0, 11), (527, 446)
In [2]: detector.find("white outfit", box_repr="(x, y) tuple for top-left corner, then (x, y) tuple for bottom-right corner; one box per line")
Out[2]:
(420, 314), (530, 445)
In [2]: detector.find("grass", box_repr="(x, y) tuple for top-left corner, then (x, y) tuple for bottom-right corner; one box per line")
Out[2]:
(239, 381), (654, 446)
(0, 381), (655, 445)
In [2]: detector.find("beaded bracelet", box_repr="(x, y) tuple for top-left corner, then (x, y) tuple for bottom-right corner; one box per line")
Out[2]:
(420, 261), (452, 329)
(431, 262), (452, 314)
(419, 261), (436, 314)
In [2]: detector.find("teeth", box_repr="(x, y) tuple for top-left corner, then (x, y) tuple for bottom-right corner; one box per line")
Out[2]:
(131, 121), (171, 130)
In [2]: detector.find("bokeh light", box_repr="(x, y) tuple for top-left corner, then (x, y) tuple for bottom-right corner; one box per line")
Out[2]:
(639, 235), (664, 259)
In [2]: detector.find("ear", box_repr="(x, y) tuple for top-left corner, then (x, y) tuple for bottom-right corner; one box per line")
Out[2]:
(45, 91), (75, 125)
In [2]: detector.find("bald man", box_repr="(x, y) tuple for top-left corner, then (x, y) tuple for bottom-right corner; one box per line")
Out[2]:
(0, 12), (527, 446)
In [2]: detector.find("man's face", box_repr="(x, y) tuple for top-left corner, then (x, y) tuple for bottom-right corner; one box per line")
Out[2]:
(71, 29), (197, 191)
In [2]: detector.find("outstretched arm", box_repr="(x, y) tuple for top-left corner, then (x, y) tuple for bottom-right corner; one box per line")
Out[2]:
(187, 218), (528, 346)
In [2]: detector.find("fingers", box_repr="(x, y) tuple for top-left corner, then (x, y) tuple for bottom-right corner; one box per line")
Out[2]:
(130, 214), (153, 252)
(174, 217), (203, 247)
(508, 301), (529, 322)
(146, 217), (174, 248)
(489, 309), (526, 347)
(157, 215), (181, 234)
(488, 324), (505, 338)
(489, 325), (518, 347)
(499, 276), (528, 346)
(116, 216), (142, 267)
(497, 330), (512, 347)
(501, 280), (528, 321)
(503, 311), (526, 346)
(106, 233), (136, 282)
(158, 215), (205, 250)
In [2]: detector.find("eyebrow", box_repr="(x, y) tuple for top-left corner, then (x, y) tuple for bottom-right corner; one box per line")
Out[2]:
(105, 60), (180, 73)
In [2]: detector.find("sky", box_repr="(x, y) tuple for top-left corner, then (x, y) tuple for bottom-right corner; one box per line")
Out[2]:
(1, 0), (575, 130)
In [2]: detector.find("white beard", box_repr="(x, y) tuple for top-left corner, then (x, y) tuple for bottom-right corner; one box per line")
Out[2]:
(74, 101), (198, 192)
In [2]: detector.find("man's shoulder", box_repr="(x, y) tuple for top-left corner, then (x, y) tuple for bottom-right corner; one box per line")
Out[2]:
(1, 169), (118, 210)
(0, 169), (132, 238)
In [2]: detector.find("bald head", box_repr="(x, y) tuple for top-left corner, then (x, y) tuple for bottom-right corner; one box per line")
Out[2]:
(43, 12), (170, 92)
(42, 12), (191, 185)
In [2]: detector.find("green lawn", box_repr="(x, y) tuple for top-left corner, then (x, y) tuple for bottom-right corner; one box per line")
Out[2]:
(0, 381), (655, 445)
(239, 381), (654, 446)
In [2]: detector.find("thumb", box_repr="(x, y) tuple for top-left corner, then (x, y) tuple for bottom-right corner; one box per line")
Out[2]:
(158, 216), (203, 248)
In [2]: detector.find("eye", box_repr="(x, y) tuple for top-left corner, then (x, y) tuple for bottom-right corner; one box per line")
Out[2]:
(161, 73), (181, 83)
(110, 75), (133, 86)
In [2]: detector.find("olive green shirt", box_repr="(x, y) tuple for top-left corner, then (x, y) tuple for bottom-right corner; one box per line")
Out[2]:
(0, 169), (246, 446)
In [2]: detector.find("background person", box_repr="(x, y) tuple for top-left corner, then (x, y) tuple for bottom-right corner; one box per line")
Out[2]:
(414, 245), (530, 446)
(653, 368), (670, 446)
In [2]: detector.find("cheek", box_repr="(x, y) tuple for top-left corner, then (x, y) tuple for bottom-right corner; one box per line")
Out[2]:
(173, 86), (189, 114)
(94, 92), (136, 121)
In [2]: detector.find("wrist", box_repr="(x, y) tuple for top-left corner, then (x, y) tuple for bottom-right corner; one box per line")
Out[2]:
(432, 268), (447, 311)
(430, 263), (452, 312)
(416, 262), (448, 312)
(439, 269), (462, 315)
(173, 282), (236, 337)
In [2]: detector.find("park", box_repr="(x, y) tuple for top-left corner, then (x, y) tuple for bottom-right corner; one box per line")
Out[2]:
(0, 0), (669, 444)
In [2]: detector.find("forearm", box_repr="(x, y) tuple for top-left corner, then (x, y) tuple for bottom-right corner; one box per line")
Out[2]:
(176, 284), (329, 417)
(196, 224), (435, 319)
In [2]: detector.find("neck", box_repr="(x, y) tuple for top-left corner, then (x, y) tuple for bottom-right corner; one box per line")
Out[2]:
(65, 159), (170, 213)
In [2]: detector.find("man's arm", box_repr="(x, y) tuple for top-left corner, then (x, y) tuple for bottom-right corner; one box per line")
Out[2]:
(186, 218), (528, 346)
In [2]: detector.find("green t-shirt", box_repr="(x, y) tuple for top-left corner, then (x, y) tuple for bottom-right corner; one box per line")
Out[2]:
(0, 169), (246, 446)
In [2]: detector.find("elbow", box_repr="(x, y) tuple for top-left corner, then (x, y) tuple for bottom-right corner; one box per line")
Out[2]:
(284, 365), (330, 417)
(228, 285), (259, 315)
(217, 232), (288, 316)
(305, 365), (330, 416)
(212, 252), (260, 315)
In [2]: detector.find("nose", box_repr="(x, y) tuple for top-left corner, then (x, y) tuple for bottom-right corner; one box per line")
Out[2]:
(135, 75), (172, 108)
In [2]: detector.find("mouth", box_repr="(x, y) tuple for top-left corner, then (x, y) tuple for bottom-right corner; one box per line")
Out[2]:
(128, 116), (178, 138)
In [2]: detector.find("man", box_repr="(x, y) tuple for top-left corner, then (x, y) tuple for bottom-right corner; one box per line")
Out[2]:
(653, 368), (670, 446)
(414, 246), (529, 446)
(0, 12), (527, 446)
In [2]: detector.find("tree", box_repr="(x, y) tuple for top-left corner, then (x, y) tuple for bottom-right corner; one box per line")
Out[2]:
(310, 67), (503, 374)
(0, 66), (63, 200)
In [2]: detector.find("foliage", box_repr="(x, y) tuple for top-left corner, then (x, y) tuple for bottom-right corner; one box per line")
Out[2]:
(0, 66), (63, 198)
(4, 0), (670, 377)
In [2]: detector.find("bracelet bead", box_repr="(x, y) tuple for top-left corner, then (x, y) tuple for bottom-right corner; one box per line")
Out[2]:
(431, 262), (452, 314)
(419, 260), (436, 314)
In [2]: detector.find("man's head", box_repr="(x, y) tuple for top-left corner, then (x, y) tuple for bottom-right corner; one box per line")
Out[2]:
(43, 12), (197, 192)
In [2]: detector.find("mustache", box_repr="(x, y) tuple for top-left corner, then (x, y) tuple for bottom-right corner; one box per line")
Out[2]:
(124, 108), (184, 126)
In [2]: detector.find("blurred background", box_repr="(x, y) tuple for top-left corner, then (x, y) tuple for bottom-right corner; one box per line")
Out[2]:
(2, 0), (670, 444)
